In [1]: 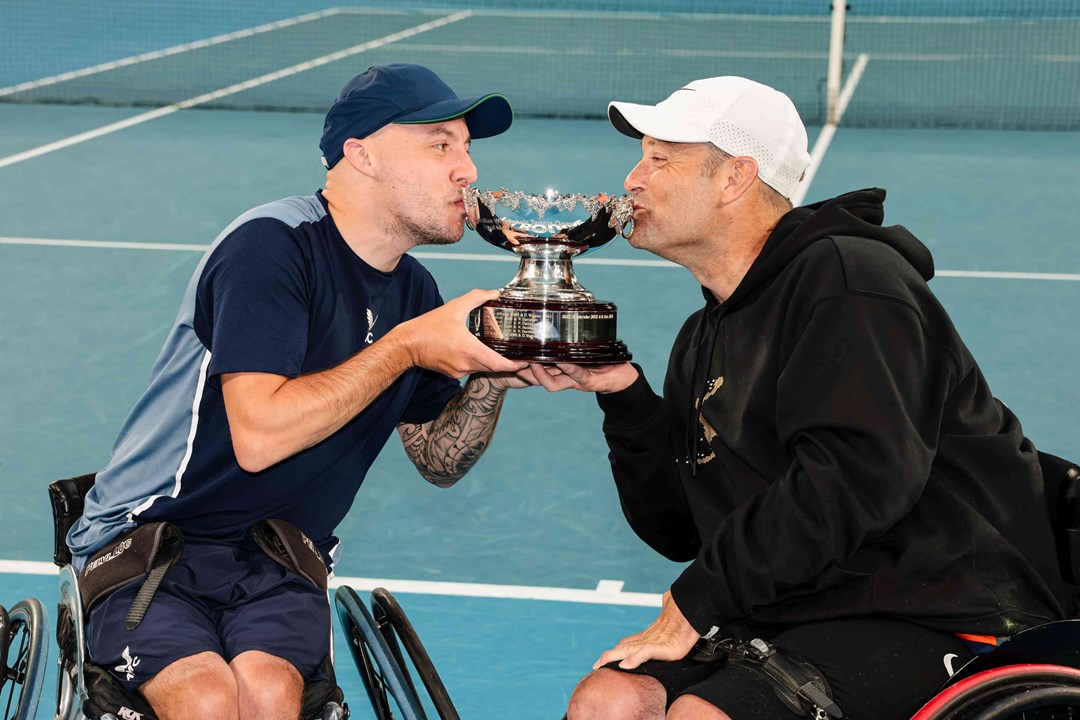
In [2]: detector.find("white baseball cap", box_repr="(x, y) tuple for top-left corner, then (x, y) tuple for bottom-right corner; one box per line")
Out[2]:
(608, 76), (811, 200)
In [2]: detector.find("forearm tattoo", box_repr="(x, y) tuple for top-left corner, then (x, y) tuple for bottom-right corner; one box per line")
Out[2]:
(399, 376), (507, 487)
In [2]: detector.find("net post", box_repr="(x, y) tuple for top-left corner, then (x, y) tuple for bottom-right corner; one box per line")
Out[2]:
(826, 0), (847, 125)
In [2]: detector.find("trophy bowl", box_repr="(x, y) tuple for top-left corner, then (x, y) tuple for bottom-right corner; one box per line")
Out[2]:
(464, 187), (634, 364)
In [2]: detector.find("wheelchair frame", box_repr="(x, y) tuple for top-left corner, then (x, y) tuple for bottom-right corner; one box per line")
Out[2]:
(45, 475), (349, 720)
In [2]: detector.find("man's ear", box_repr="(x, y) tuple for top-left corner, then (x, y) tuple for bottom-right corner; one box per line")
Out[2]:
(718, 156), (759, 204)
(342, 138), (377, 177)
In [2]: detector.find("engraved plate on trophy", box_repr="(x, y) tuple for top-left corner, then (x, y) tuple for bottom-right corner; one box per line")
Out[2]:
(463, 187), (634, 364)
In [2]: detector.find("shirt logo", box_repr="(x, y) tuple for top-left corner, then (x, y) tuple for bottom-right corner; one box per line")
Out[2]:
(115, 645), (141, 681)
(117, 708), (144, 720)
(365, 308), (377, 344)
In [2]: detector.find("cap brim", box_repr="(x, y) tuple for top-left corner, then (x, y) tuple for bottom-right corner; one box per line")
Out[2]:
(608, 101), (710, 143)
(395, 93), (513, 139)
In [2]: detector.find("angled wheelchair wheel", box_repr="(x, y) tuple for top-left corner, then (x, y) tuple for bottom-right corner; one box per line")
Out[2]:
(1, 599), (49, 720)
(335, 586), (425, 720)
(910, 664), (1080, 720)
(370, 588), (459, 720)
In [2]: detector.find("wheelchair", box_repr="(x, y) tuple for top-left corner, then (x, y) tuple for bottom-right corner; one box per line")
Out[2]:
(46, 473), (350, 720)
(335, 450), (1080, 720)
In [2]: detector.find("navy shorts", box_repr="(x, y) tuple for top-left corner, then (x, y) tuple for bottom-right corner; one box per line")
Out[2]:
(85, 539), (331, 692)
(612, 617), (974, 720)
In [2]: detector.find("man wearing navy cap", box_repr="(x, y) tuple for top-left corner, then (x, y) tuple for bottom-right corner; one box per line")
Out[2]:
(68, 64), (529, 719)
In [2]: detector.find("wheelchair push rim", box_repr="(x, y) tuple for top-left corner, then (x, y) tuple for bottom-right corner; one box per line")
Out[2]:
(334, 586), (426, 720)
(1, 599), (48, 720)
(370, 588), (459, 720)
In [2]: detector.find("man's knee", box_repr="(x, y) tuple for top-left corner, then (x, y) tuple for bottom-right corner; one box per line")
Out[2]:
(231, 650), (304, 720)
(666, 694), (731, 720)
(567, 668), (666, 720)
(140, 652), (238, 720)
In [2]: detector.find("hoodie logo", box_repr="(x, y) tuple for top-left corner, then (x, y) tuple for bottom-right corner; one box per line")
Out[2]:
(365, 308), (377, 344)
(694, 376), (724, 466)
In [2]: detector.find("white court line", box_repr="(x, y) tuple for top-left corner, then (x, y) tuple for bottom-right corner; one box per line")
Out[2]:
(0, 8), (343, 98)
(392, 43), (832, 61)
(0, 237), (211, 252)
(790, 53), (869, 208)
(394, 44), (1070, 63)
(0, 559), (661, 606)
(3, 238), (1077, 280)
(338, 7), (1013, 24)
(935, 270), (1080, 281)
(0, 11), (473, 171)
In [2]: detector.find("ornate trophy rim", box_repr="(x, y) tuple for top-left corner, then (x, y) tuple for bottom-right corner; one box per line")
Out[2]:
(464, 186), (634, 256)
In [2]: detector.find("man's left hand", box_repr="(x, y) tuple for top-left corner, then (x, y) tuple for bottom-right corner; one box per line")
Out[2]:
(481, 366), (540, 390)
(593, 591), (701, 670)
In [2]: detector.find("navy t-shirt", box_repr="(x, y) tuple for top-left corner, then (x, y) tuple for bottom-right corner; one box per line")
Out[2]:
(68, 193), (460, 566)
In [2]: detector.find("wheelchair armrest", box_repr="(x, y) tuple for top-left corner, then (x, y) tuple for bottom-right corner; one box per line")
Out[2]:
(48, 474), (97, 567)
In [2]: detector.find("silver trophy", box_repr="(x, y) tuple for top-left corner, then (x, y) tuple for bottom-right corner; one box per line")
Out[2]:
(464, 187), (634, 364)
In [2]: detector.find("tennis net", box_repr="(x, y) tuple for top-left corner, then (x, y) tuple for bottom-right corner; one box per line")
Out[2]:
(1, 0), (1076, 129)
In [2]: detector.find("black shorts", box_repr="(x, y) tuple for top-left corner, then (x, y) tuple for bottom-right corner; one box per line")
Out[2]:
(85, 539), (331, 691)
(611, 617), (973, 720)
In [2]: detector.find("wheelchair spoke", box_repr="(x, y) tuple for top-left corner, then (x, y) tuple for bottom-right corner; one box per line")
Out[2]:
(2, 620), (27, 720)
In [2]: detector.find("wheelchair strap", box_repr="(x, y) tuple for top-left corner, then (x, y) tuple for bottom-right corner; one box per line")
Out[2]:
(252, 518), (329, 592)
(124, 547), (175, 631)
(692, 637), (843, 719)
(79, 522), (184, 625)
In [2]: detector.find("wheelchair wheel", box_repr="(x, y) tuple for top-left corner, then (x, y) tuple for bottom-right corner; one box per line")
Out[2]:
(370, 588), (459, 720)
(911, 664), (1080, 720)
(334, 586), (425, 720)
(1, 599), (49, 720)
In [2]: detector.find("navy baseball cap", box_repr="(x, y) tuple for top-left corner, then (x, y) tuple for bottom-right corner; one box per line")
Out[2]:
(319, 64), (513, 169)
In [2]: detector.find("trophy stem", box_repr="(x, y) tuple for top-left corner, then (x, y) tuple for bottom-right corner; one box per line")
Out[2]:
(500, 242), (595, 302)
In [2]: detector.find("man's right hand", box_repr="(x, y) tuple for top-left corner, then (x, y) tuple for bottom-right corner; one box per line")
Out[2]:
(395, 289), (528, 379)
(530, 361), (639, 395)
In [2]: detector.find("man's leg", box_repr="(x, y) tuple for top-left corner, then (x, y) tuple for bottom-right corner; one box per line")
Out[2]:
(232, 650), (304, 720)
(666, 695), (731, 720)
(139, 651), (238, 720)
(566, 668), (667, 720)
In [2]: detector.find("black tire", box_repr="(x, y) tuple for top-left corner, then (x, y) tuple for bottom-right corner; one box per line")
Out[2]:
(1, 599), (48, 720)
(334, 586), (425, 720)
(370, 588), (459, 720)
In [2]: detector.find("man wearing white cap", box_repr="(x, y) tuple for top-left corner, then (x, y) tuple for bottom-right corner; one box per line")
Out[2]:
(533, 77), (1066, 719)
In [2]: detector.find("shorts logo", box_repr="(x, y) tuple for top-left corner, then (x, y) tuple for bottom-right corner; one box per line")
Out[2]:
(117, 708), (143, 720)
(115, 645), (141, 681)
(943, 652), (959, 676)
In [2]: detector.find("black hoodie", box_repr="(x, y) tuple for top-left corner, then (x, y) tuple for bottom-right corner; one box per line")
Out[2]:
(597, 188), (1066, 637)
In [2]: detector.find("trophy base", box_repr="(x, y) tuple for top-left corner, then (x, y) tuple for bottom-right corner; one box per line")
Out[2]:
(469, 299), (632, 365)
(478, 338), (632, 365)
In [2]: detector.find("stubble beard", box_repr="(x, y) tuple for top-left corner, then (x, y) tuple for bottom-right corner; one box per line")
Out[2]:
(390, 207), (463, 247)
